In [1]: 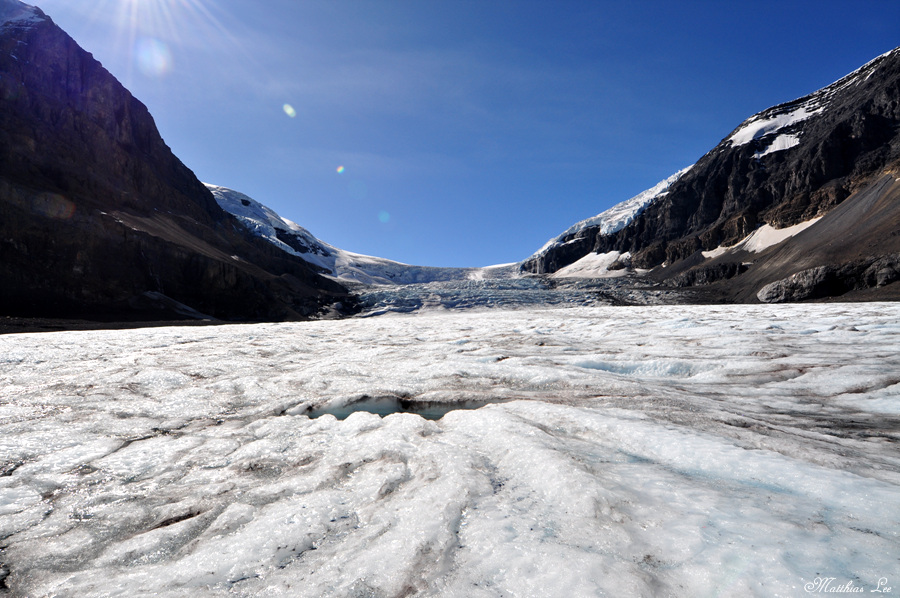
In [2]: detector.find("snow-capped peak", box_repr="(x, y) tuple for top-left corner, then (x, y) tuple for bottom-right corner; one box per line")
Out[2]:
(532, 166), (693, 257)
(206, 184), (335, 271)
(0, 0), (44, 29)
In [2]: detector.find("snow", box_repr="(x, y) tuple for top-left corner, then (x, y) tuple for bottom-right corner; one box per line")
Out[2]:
(465, 263), (518, 281)
(207, 184), (519, 285)
(206, 184), (335, 269)
(702, 217), (822, 258)
(728, 106), (822, 147)
(552, 250), (629, 278)
(1, 303), (898, 596)
(0, 0), (42, 29)
(753, 132), (801, 158)
(532, 167), (693, 258)
(727, 46), (900, 156)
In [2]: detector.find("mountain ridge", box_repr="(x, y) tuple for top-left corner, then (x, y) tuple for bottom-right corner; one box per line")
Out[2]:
(522, 45), (900, 302)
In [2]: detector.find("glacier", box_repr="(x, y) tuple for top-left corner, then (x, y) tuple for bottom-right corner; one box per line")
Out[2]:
(1, 303), (898, 596)
(207, 184), (514, 286)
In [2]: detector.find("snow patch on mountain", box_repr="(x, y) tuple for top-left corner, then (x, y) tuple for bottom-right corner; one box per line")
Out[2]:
(753, 133), (801, 158)
(206, 184), (334, 269)
(0, 0), (42, 29)
(702, 217), (822, 259)
(729, 107), (822, 148)
(208, 184), (518, 286)
(728, 46), (900, 154)
(532, 166), (693, 258)
(552, 251), (631, 279)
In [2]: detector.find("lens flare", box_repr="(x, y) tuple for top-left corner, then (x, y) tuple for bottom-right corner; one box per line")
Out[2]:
(82, 0), (238, 87)
(336, 166), (345, 174)
(378, 210), (390, 223)
(33, 193), (76, 220)
(283, 104), (297, 118)
(135, 37), (172, 77)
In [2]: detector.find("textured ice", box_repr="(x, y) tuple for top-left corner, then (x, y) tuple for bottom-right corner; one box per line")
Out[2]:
(349, 276), (670, 315)
(1, 303), (898, 596)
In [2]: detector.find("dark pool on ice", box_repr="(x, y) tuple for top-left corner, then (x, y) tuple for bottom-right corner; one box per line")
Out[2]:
(307, 395), (503, 420)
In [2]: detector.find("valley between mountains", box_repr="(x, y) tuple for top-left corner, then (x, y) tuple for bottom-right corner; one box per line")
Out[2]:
(2, 0), (900, 321)
(1, 2), (899, 597)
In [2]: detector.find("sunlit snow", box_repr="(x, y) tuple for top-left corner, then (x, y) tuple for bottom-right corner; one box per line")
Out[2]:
(728, 106), (822, 148)
(702, 217), (822, 259)
(1, 303), (898, 596)
(753, 133), (801, 158)
(551, 250), (630, 278)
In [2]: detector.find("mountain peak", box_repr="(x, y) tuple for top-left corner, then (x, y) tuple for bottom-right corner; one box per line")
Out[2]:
(724, 45), (900, 155)
(0, 0), (44, 29)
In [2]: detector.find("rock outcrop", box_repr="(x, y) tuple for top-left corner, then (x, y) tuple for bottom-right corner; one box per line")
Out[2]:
(757, 254), (900, 303)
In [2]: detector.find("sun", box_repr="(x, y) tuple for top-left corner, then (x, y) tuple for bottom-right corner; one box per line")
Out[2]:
(74, 0), (235, 80)
(112, 0), (221, 37)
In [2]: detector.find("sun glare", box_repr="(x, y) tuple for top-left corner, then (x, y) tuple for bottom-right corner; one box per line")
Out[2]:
(135, 37), (172, 76)
(75, 0), (236, 81)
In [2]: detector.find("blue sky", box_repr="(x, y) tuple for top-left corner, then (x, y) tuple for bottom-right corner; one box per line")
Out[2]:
(35, 0), (900, 267)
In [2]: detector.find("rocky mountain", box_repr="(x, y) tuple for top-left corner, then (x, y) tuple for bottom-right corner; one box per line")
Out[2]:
(524, 47), (900, 302)
(0, 0), (348, 321)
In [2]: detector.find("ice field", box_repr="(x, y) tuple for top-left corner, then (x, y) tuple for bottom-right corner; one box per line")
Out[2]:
(1, 303), (899, 597)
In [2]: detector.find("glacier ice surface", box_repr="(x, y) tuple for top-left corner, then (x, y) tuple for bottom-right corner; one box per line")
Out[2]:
(0, 303), (898, 596)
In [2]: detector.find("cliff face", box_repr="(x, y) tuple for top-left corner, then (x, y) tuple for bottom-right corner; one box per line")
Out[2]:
(0, 2), (348, 320)
(523, 47), (900, 301)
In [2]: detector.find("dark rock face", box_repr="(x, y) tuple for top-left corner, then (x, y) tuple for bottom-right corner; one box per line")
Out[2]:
(0, 6), (348, 320)
(524, 47), (900, 295)
(756, 266), (845, 303)
(757, 254), (900, 303)
(670, 262), (749, 288)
